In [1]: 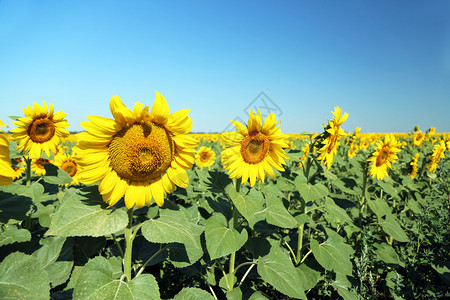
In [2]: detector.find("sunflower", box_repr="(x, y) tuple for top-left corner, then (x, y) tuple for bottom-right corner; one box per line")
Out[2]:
(11, 101), (70, 158)
(31, 157), (53, 176)
(413, 130), (425, 147)
(298, 142), (309, 168)
(427, 140), (446, 172)
(0, 120), (16, 185)
(195, 146), (216, 169)
(347, 142), (358, 158)
(12, 158), (26, 179)
(74, 92), (198, 209)
(55, 153), (80, 185)
(367, 134), (401, 180)
(409, 152), (420, 179)
(221, 110), (289, 187)
(316, 106), (349, 169)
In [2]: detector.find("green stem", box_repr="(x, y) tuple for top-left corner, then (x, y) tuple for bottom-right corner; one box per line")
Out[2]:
(359, 162), (369, 227)
(124, 208), (134, 281)
(295, 196), (306, 266)
(135, 244), (170, 277)
(227, 180), (241, 291)
(25, 157), (32, 186)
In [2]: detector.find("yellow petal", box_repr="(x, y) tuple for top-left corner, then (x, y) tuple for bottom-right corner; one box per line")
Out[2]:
(150, 91), (169, 124)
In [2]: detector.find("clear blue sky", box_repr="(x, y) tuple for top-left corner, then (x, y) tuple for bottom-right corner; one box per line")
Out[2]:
(1, 0), (449, 133)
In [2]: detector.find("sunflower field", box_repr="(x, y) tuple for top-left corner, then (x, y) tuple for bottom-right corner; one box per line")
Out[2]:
(0, 95), (449, 300)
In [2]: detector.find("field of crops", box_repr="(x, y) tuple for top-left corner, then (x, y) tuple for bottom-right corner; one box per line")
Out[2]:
(0, 98), (449, 299)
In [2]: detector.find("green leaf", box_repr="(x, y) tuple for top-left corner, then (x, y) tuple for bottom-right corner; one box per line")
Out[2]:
(142, 209), (203, 248)
(0, 226), (31, 246)
(265, 193), (298, 229)
(225, 186), (265, 227)
(297, 261), (321, 290)
(337, 288), (359, 300)
(46, 189), (128, 237)
(43, 164), (74, 185)
(367, 198), (391, 219)
(406, 199), (422, 214)
(310, 229), (354, 275)
(323, 197), (354, 226)
(168, 242), (204, 268)
(0, 252), (50, 299)
(173, 287), (215, 300)
(205, 214), (248, 260)
(257, 245), (306, 299)
(375, 243), (405, 267)
(226, 287), (242, 300)
(73, 256), (160, 300)
(32, 237), (73, 287)
(377, 180), (401, 201)
(248, 291), (270, 300)
(431, 260), (450, 284)
(381, 214), (409, 242)
(294, 175), (329, 204)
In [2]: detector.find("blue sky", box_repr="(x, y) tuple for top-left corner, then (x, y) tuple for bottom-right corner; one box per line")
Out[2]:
(1, 0), (449, 133)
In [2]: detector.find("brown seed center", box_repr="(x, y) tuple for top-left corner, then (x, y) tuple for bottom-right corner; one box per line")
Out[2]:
(28, 118), (56, 143)
(240, 132), (270, 164)
(108, 122), (174, 182)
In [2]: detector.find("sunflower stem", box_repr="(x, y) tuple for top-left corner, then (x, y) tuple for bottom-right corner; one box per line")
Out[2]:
(359, 161), (369, 227)
(295, 196), (306, 266)
(25, 157), (32, 186)
(227, 180), (241, 291)
(124, 208), (134, 281)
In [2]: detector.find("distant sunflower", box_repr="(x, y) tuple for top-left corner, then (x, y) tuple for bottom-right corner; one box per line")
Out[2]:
(316, 107), (349, 169)
(409, 153), (420, 179)
(298, 142), (309, 168)
(74, 92), (199, 209)
(11, 101), (70, 158)
(427, 141), (446, 172)
(367, 134), (401, 180)
(347, 143), (358, 158)
(413, 130), (425, 147)
(55, 153), (80, 185)
(195, 146), (216, 169)
(221, 110), (289, 187)
(12, 158), (25, 179)
(0, 120), (16, 185)
(31, 157), (53, 176)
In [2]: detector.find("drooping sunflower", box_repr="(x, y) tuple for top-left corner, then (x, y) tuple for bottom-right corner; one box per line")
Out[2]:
(74, 92), (199, 209)
(31, 157), (53, 176)
(195, 146), (216, 169)
(11, 101), (70, 158)
(427, 140), (446, 172)
(221, 110), (289, 187)
(409, 152), (420, 179)
(0, 120), (16, 185)
(55, 153), (80, 185)
(316, 106), (349, 169)
(367, 134), (401, 180)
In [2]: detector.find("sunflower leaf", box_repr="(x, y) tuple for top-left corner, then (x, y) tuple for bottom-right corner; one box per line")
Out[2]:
(257, 244), (306, 299)
(205, 213), (248, 260)
(46, 189), (128, 237)
(173, 287), (215, 300)
(43, 164), (73, 185)
(0, 226), (31, 247)
(72, 256), (160, 300)
(381, 214), (409, 242)
(0, 252), (50, 299)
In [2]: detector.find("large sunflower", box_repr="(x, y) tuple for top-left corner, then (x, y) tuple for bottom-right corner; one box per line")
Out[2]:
(0, 120), (16, 185)
(31, 157), (53, 176)
(316, 107), (349, 169)
(74, 92), (198, 209)
(11, 101), (70, 158)
(367, 134), (401, 180)
(221, 110), (289, 187)
(195, 146), (216, 169)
